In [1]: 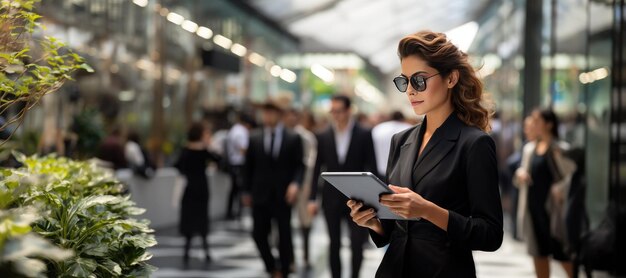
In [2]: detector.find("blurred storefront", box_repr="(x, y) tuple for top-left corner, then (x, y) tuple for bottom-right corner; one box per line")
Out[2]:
(470, 0), (623, 270)
(27, 0), (302, 162)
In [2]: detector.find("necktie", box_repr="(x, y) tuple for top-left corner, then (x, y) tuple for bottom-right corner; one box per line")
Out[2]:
(269, 131), (275, 159)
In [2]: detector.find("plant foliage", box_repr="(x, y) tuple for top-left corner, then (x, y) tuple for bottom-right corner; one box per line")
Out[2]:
(0, 0), (93, 138)
(0, 153), (157, 277)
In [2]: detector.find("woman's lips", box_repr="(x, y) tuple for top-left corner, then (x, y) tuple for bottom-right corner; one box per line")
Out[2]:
(411, 100), (424, 106)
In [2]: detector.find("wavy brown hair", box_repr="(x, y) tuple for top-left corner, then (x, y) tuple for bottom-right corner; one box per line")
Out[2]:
(398, 31), (493, 132)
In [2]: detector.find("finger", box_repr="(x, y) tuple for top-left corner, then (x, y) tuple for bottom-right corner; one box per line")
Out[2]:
(389, 185), (410, 193)
(380, 201), (408, 211)
(354, 209), (376, 223)
(380, 194), (398, 201)
(347, 200), (354, 207)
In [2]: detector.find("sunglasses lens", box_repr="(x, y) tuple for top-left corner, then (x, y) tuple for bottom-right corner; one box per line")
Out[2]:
(410, 75), (426, 92)
(393, 77), (408, 92)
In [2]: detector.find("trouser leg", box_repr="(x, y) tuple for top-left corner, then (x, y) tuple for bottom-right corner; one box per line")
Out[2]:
(276, 202), (294, 277)
(324, 206), (342, 278)
(252, 204), (275, 273)
(348, 214), (368, 278)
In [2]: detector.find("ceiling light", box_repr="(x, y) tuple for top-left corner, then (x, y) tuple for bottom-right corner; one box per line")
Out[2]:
(196, 26), (213, 39)
(230, 43), (247, 57)
(166, 12), (184, 25)
(270, 65), (282, 77)
(132, 0), (148, 7)
(311, 64), (334, 83)
(213, 34), (232, 49)
(280, 69), (297, 83)
(446, 21), (479, 52)
(249, 52), (266, 67)
(181, 20), (198, 33)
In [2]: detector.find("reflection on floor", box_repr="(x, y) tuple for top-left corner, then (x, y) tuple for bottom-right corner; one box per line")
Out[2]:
(149, 212), (576, 278)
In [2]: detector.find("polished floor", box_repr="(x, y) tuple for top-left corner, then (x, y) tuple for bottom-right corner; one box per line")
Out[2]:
(148, 211), (581, 278)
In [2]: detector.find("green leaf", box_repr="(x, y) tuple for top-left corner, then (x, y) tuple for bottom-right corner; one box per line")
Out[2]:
(66, 257), (97, 277)
(123, 234), (157, 249)
(81, 243), (107, 257)
(101, 259), (122, 275)
(78, 63), (94, 73)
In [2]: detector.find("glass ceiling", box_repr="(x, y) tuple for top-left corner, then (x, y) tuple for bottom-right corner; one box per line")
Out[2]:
(246, 0), (612, 74)
(246, 0), (493, 73)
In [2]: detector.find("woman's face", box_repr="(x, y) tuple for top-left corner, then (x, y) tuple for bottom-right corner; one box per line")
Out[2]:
(523, 116), (537, 141)
(531, 111), (551, 137)
(400, 55), (451, 116)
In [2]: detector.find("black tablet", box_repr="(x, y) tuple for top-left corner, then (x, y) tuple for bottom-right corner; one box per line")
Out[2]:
(321, 172), (417, 220)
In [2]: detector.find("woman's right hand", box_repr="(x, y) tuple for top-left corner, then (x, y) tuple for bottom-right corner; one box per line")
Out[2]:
(515, 169), (532, 186)
(347, 200), (383, 235)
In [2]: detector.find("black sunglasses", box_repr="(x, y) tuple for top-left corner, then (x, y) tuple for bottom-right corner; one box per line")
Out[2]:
(393, 72), (440, 93)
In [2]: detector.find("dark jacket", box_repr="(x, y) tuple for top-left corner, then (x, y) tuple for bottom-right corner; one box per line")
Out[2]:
(370, 113), (503, 278)
(244, 127), (304, 205)
(310, 122), (378, 209)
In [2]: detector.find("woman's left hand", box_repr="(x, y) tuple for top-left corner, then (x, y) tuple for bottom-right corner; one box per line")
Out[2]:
(379, 185), (432, 219)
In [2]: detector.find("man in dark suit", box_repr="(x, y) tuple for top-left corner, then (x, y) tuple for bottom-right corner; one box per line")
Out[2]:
(243, 101), (303, 278)
(309, 95), (377, 278)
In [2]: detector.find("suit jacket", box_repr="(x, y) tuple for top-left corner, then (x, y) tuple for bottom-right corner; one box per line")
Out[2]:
(370, 113), (503, 278)
(310, 122), (377, 210)
(244, 127), (304, 205)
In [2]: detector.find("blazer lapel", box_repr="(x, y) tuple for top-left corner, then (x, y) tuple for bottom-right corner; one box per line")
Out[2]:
(397, 126), (421, 188)
(412, 114), (462, 188)
(277, 128), (287, 160)
(327, 128), (340, 166)
(344, 124), (359, 166)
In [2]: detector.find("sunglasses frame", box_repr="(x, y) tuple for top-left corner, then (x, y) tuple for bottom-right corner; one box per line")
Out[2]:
(393, 72), (440, 93)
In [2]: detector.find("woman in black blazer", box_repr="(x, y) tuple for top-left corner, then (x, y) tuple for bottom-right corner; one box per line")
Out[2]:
(348, 31), (503, 277)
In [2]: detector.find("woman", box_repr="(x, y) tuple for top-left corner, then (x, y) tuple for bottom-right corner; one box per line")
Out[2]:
(347, 31), (503, 277)
(515, 109), (575, 278)
(175, 122), (220, 266)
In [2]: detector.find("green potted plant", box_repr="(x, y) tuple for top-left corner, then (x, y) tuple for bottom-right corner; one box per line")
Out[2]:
(1, 1), (157, 277)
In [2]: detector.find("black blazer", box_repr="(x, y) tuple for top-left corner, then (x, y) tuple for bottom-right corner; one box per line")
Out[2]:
(310, 122), (377, 209)
(370, 113), (503, 278)
(244, 127), (303, 205)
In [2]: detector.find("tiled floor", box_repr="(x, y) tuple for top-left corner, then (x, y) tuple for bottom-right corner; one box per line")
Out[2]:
(149, 212), (592, 278)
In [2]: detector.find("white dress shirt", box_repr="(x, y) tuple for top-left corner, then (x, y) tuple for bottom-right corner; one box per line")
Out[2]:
(334, 119), (355, 165)
(264, 124), (284, 158)
(372, 120), (412, 176)
(227, 123), (249, 166)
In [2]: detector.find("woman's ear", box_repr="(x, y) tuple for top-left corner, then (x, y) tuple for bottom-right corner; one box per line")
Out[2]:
(447, 70), (459, 89)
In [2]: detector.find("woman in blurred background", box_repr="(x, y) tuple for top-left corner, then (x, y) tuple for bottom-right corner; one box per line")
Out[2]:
(516, 109), (575, 278)
(175, 122), (221, 267)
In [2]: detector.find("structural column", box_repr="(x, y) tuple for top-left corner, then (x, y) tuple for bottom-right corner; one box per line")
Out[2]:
(523, 0), (543, 118)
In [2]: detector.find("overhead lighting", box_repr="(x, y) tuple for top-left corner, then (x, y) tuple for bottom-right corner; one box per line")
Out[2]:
(136, 58), (153, 71)
(446, 21), (479, 52)
(354, 78), (384, 104)
(270, 65), (282, 77)
(132, 0), (148, 7)
(311, 64), (334, 83)
(166, 12), (184, 25)
(196, 26), (213, 39)
(249, 52), (266, 67)
(213, 34), (232, 49)
(181, 20), (198, 33)
(230, 43), (247, 57)
(579, 67), (610, 84)
(280, 69), (297, 83)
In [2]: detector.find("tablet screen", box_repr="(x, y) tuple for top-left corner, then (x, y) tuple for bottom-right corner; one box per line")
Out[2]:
(321, 172), (416, 220)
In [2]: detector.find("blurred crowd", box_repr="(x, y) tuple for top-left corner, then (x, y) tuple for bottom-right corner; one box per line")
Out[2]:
(3, 94), (590, 278)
